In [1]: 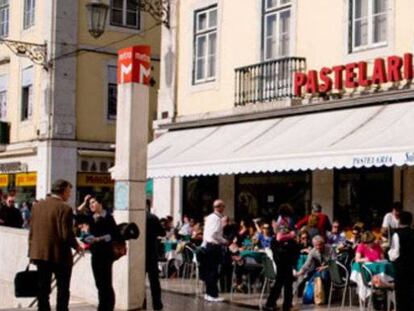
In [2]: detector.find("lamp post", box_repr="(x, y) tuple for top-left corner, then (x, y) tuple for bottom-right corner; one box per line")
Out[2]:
(86, 0), (109, 38)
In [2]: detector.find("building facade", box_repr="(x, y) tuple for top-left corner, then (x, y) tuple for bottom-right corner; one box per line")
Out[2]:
(151, 0), (414, 228)
(0, 0), (160, 206)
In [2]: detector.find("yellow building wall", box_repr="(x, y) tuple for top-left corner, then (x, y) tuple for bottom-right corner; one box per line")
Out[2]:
(76, 0), (161, 142)
(176, 0), (414, 117)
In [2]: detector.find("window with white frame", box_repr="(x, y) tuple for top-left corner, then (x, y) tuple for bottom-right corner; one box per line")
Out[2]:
(107, 65), (117, 121)
(110, 0), (140, 29)
(193, 5), (217, 84)
(21, 67), (33, 121)
(350, 0), (387, 51)
(0, 0), (9, 37)
(263, 0), (291, 60)
(23, 0), (35, 30)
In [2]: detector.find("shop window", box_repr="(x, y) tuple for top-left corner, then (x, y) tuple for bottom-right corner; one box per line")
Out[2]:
(193, 5), (217, 84)
(23, 0), (35, 30)
(81, 160), (89, 172)
(0, 0), (9, 37)
(263, 0), (291, 60)
(349, 0), (387, 52)
(334, 167), (393, 229)
(100, 161), (108, 172)
(110, 0), (140, 29)
(182, 176), (218, 222)
(236, 172), (311, 221)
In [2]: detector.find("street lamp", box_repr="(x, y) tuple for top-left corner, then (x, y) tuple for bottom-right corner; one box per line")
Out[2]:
(86, 0), (109, 38)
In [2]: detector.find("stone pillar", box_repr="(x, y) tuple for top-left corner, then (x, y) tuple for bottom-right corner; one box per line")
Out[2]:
(111, 46), (151, 310)
(312, 170), (334, 220)
(172, 177), (183, 226)
(219, 175), (235, 219)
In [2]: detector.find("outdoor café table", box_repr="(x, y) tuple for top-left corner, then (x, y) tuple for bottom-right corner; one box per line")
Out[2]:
(350, 260), (395, 300)
(240, 249), (266, 263)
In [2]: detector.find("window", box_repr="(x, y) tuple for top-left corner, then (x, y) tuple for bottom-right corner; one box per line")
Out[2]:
(23, 0), (35, 29)
(350, 0), (387, 51)
(0, 0), (9, 37)
(110, 0), (140, 29)
(21, 67), (33, 121)
(107, 65), (117, 120)
(263, 0), (291, 60)
(193, 5), (217, 84)
(0, 91), (6, 120)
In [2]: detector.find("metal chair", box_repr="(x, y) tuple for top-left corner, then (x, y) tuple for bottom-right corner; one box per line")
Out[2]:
(259, 251), (277, 310)
(327, 260), (352, 311)
(360, 263), (395, 311)
(181, 244), (197, 279)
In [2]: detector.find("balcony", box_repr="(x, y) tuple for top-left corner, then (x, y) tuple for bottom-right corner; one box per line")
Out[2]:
(234, 57), (306, 106)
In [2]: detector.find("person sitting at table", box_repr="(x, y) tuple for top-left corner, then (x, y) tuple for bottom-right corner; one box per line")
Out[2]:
(296, 203), (332, 238)
(190, 222), (203, 244)
(381, 201), (403, 240)
(355, 231), (384, 263)
(256, 223), (274, 249)
(238, 219), (254, 243)
(178, 215), (193, 238)
(298, 230), (312, 254)
(295, 235), (333, 303)
(326, 220), (346, 247)
(275, 203), (295, 230)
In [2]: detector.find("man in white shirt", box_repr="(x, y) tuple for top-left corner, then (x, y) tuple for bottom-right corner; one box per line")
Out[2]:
(382, 202), (403, 239)
(388, 211), (414, 311)
(202, 199), (227, 302)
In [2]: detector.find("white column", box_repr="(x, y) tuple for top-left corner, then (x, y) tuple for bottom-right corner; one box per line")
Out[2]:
(312, 170), (334, 220)
(111, 46), (151, 310)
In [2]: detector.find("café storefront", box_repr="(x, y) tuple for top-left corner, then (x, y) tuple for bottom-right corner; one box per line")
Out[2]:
(0, 162), (37, 203)
(149, 53), (414, 226)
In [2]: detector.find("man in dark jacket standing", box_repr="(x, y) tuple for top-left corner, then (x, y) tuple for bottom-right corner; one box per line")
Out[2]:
(389, 211), (414, 311)
(264, 228), (300, 311)
(146, 199), (166, 310)
(29, 180), (81, 311)
(0, 195), (23, 228)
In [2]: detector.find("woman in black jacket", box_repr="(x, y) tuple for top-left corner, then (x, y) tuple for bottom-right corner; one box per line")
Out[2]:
(87, 196), (119, 311)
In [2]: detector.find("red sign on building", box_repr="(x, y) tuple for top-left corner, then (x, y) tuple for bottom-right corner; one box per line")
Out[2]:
(117, 45), (151, 85)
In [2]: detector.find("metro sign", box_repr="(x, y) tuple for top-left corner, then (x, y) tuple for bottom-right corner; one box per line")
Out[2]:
(117, 45), (151, 85)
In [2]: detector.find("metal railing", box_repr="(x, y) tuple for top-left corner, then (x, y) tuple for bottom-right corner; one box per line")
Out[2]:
(234, 57), (306, 106)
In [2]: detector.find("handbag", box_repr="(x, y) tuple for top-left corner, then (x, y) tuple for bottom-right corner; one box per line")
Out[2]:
(14, 263), (39, 297)
(112, 240), (127, 261)
(302, 279), (314, 304)
(314, 275), (326, 305)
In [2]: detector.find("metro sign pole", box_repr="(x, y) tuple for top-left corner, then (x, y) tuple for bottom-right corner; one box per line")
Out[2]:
(111, 45), (151, 310)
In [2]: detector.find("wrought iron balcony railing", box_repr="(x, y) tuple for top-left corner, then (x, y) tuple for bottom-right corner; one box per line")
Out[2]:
(235, 57), (306, 106)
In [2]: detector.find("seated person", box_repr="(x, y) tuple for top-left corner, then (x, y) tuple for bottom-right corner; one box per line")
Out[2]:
(298, 230), (312, 255)
(296, 235), (334, 278)
(355, 231), (384, 263)
(256, 223), (274, 249)
(326, 220), (346, 247)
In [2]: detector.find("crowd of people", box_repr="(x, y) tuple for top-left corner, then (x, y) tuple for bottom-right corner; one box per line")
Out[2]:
(0, 193), (34, 229)
(157, 200), (413, 311)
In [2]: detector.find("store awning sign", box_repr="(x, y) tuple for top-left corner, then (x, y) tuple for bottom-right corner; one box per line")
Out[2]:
(15, 172), (37, 187)
(0, 162), (27, 173)
(295, 53), (413, 96)
(77, 173), (114, 188)
(352, 155), (393, 167)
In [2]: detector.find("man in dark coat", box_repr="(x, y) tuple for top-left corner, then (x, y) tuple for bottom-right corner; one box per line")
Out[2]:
(146, 199), (166, 310)
(263, 228), (300, 311)
(389, 211), (414, 311)
(0, 195), (23, 228)
(29, 180), (81, 311)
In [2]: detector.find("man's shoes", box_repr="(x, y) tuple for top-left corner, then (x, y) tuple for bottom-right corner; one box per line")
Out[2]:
(204, 294), (225, 302)
(153, 302), (163, 310)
